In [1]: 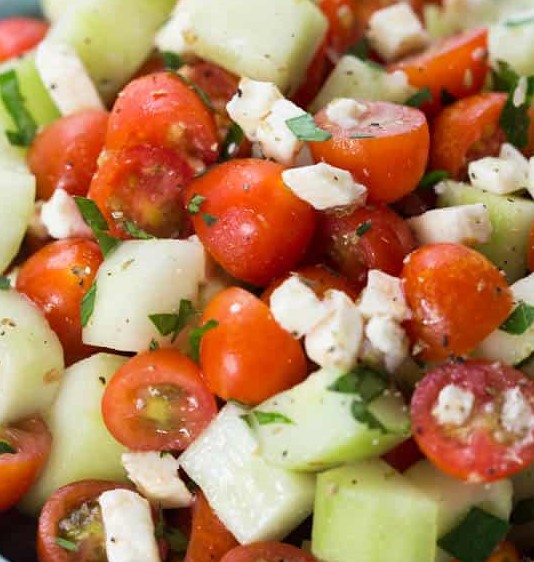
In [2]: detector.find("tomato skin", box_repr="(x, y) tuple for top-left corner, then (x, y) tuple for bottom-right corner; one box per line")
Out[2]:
(106, 72), (219, 167)
(411, 360), (534, 482)
(402, 244), (512, 361)
(102, 349), (217, 451)
(186, 159), (316, 286)
(16, 239), (103, 366)
(221, 542), (318, 562)
(28, 110), (109, 200)
(88, 144), (194, 239)
(0, 18), (48, 62)
(310, 101), (429, 203)
(200, 287), (308, 405)
(381, 437), (424, 473)
(0, 418), (51, 512)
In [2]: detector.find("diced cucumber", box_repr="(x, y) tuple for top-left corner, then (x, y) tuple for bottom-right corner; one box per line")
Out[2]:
(309, 56), (416, 113)
(405, 460), (512, 562)
(179, 403), (315, 544)
(0, 290), (64, 424)
(312, 459), (438, 562)
(156, 0), (327, 95)
(436, 181), (534, 282)
(250, 367), (410, 472)
(19, 353), (128, 515)
(47, 0), (175, 102)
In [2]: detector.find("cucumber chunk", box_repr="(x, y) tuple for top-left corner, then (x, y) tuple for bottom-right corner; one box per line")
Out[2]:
(0, 290), (64, 424)
(156, 0), (327, 94)
(312, 459), (438, 562)
(250, 367), (410, 472)
(436, 181), (534, 282)
(19, 353), (128, 515)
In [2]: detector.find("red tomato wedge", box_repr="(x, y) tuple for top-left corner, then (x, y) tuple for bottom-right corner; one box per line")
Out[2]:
(310, 101), (429, 203)
(221, 542), (318, 562)
(0, 417), (51, 512)
(0, 17), (48, 62)
(411, 360), (534, 482)
(102, 349), (217, 451)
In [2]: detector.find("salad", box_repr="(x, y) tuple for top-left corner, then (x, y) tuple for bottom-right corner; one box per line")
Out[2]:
(2, 0), (534, 561)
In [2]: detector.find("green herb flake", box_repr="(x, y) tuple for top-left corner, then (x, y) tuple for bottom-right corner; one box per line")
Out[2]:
(162, 51), (183, 71)
(351, 401), (388, 433)
(329, 364), (389, 403)
(164, 527), (189, 554)
(285, 113), (332, 142)
(0, 69), (37, 147)
(505, 15), (534, 27)
(437, 507), (510, 562)
(149, 338), (160, 351)
(356, 221), (372, 237)
(202, 213), (218, 227)
(177, 73), (214, 112)
(80, 283), (97, 327)
(189, 319), (219, 362)
(0, 440), (16, 454)
(347, 37), (370, 60)
(220, 122), (244, 161)
(187, 194), (206, 215)
(253, 411), (294, 425)
(419, 169), (450, 189)
(54, 537), (78, 552)
(94, 230), (121, 258)
(123, 221), (155, 240)
(0, 276), (10, 290)
(511, 497), (534, 524)
(149, 299), (196, 343)
(405, 87), (433, 108)
(73, 197), (108, 232)
(440, 88), (457, 106)
(240, 413), (253, 428)
(350, 133), (375, 139)
(500, 301), (534, 335)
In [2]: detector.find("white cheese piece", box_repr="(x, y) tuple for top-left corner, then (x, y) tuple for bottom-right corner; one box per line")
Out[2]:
(364, 316), (409, 373)
(468, 156), (529, 194)
(500, 142), (530, 175)
(98, 489), (161, 562)
(35, 41), (104, 116)
(324, 98), (367, 129)
(256, 99), (306, 167)
(179, 403), (315, 544)
(122, 451), (193, 509)
(226, 78), (284, 141)
(154, 0), (195, 55)
(432, 384), (475, 426)
(500, 387), (534, 435)
(282, 163), (367, 210)
(358, 270), (410, 322)
(366, 3), (430, 62)
(40, 189), (93, 240)
(407, 204), (492, 246)
(304, 290), (363, 371)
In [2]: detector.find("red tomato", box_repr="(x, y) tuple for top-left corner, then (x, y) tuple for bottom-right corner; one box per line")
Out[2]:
(291, 40), (330, 110)
(0, 17), (48, 62)
(28, 110), (109, 200)
(16, 239), (103, 366)
(200, 287), (308, 405)
(221, 542), (318, 562)
(310, 101), (429, 203)
(382, 437), (424, 473)
(102, 349), (217, 451)
(185, 159), (316, 286)
(402, 244), (512, 361)
(106, 72), (219, 168)
(390, 28), (489, 115)
(0, 417), (51, 512)
(411, 360), (534, 482)
(37, 480), (130, 561)
(312, 204), (415, 288)
(484, 542), (520, 562)
(88, 144), (194, 239)
(184, 492), (239, 562)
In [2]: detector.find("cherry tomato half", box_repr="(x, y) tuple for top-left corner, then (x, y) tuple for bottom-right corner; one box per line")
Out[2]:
(0, 417), (51, 512)
(102, 349), (217, 451)
(402, 243), (512, 361)
(310, 101), (429, 203)
(221, 542), (318, 562)
(411, 360), (534, 482)
(200, 287), (308, 405)
(0, 17), (48, 63)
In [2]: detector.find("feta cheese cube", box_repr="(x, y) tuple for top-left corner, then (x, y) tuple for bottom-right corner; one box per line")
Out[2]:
(40, 189), (93, 240)
(282, 163), (367, 210)
(432, 384), (475, 426)
(407, 204), (492, 246)
(98, 489), (161, 562)
(256, 99), (306, 166)
(324, 98), (367, 129)
(364, 316), (409, 372)
(226, 78), (284, 141)
(500, 142), (530, 175)
(468, 156), (528, 194)
(501, 387), (534, 435)
(304, 290), (363, 371)
(366, 3), (429, 62)
(122, 451), (193, 509)
(358, 270), (410, 322)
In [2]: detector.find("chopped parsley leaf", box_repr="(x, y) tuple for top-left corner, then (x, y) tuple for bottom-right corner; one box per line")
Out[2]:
(162, 51), (183, 71)
(0, 69), (37, 147)
(220, 122), (244, 161)
(356, 221), (372, 237)
(55, 537), (78, 552)
(187, 194), (206, 215)
(202, 213), (218, 227)
(285, 113), (332, 141)
(123, 221), (155, 239)
(189, 319), (219, 362)
(253, 411), (294, 425)
(500, 301), (534, 335)
(80, 283), (97, 328)
(0, 440), (16, 454)
(405, 87), (433, 108)
(0, 276), (10, 290)
(149, 299), (196, 343)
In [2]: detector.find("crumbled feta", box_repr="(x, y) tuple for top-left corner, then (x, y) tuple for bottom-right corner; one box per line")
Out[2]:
(364, 316), (409, 373)
(366, 3), (430, 62)
(269, 275), (327, 338)
(122, 451), (193, 509)
(358, 270), (410, 322)
(256, 99), (306, 166)
(40, 189), (93, 240)
(501, 387), (534, 435)
(304, 290), (363, 371)
(468, 156), (528, 194)
(226, 78), (284, 141)
(407, 204), (492, 246)
(432, 384), (475, 426)
(35, 41), (104, 116)
(98, 489), (161, 562)
(282, 163), (367, 210)
(325, 98), (367, 129)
